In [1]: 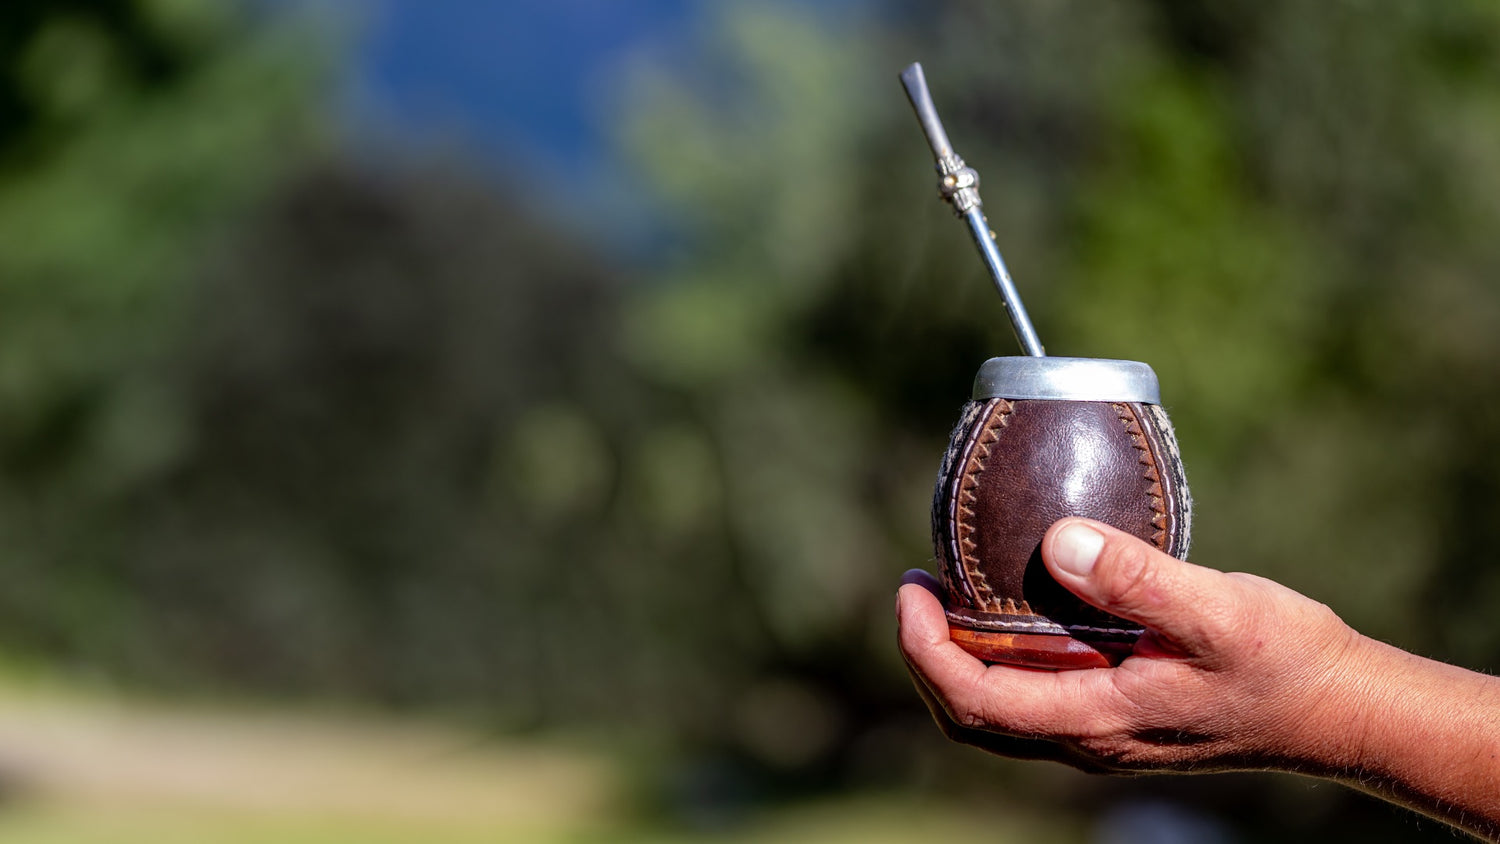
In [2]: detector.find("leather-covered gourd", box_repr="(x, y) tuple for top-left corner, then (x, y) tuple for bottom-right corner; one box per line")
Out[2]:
(931, 360), (1191, 669)
(900, 63), (1192, 669)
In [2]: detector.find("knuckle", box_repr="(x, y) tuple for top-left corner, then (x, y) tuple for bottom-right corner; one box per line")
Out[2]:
(944, 687), (988, 731)
(1096, 539), (1158, 610)
(944, 675), (1041, 735)
(1189, 599), (1244, 644)
(954, 708), (988, 731)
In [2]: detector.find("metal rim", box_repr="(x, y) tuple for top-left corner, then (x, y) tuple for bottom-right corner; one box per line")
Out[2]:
(971, 356), (1161, 404)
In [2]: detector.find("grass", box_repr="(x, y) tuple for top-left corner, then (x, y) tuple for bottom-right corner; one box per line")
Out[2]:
(0, 796), (1080, 844)
(0, 671), (1083, 843)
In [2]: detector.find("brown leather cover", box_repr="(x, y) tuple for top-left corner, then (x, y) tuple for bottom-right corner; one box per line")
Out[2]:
(932, 398), (1191, 668)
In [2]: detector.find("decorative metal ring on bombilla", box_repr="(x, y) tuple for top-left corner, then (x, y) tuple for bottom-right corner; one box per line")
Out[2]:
(902, 63), (1192, 670)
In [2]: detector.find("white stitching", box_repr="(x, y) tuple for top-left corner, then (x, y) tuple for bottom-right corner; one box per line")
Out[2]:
(945, 610), (1144, 638)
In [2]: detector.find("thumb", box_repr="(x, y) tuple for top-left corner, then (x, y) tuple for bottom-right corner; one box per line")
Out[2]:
(1042, 518), (1238, 656)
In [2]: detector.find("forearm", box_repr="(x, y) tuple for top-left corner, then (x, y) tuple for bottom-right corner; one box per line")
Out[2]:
(899, 523), (1500, 840)
(1315, 637), (1500, 840)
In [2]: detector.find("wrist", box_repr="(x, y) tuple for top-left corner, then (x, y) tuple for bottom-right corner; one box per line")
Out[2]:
(1265, 625), (1391, 777)
(1282, 632), (1500, 837)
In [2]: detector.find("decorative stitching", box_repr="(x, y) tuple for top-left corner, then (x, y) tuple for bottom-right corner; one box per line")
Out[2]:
(935, 401), (990, 605)
(946, 610), (1144, 638)
(1141, 403), (1193, 558)
(954, 399), (1012, 612)
(1113, 403), (1169, 550)
(994, 597), (1032, 615)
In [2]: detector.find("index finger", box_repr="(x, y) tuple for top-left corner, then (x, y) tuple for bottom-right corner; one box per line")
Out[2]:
(897, 582), (1122, 739)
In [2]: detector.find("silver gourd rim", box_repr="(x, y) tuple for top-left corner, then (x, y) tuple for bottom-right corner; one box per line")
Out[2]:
(971, 357), (1162, 404)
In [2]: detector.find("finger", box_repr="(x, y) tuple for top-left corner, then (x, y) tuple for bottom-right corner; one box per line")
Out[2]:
(900, 567), (944, 601)
(897, 582), (1107, 738)
(901, 660), (1108, 768)
(894, 584), (1110, 769)
(1041, 518), (1243, 658)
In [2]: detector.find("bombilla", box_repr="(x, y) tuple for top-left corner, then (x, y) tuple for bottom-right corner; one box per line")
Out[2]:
(900, 62), (1045, 358)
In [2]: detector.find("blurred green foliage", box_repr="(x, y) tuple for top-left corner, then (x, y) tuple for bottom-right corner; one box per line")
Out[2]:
(5, 0), (1500, 840)
(0, 1), (320, 657)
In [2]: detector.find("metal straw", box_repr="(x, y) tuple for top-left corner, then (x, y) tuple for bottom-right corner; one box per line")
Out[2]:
(900, 62), (1045, 358)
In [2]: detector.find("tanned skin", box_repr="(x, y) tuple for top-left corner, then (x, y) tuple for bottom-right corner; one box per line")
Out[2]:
(897, 518), (1500, 841)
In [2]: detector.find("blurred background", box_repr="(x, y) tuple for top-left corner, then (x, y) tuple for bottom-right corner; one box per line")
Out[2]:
(1, 0), (1499, 841)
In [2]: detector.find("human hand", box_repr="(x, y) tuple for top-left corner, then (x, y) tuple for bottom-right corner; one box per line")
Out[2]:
(897, 518), (1373, 775)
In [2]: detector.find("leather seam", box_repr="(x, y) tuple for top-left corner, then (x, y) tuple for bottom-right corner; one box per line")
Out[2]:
(1113, 402), (1169, 550)
(956, 399), (1013, 613)
(937, 401), (990, 607)
(1140, 403), (1192, 559)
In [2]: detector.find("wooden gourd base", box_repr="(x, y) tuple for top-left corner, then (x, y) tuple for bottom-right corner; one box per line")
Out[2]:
(947, 624), (1135, 670)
